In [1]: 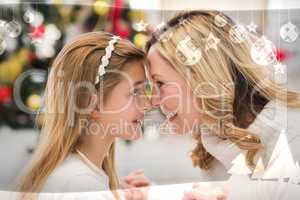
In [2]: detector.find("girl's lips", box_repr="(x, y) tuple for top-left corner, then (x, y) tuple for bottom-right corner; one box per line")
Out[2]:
(132, 119), (143, 127)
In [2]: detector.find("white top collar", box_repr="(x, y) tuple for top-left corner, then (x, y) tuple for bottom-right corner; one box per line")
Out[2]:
(75, 149), (108, 179)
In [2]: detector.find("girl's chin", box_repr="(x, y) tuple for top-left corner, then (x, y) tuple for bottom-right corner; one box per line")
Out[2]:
(121, 131), (142, 140)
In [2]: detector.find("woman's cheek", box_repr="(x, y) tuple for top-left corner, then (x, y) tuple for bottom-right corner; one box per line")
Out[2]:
(161, 88), (180, 111)
(171, 87), (183, 111)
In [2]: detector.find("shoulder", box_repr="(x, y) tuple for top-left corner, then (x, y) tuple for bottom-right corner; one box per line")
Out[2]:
(249, 100), (300, 176)
(250, 100), (300, 131)
(61, 173), (109, 192)
(41, 154), (109, 193)
(248, 100), (300, 146)
(48, 153), (91, 178)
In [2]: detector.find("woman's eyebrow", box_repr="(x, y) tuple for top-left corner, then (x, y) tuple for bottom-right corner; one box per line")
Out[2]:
(152, 74), (163, 80)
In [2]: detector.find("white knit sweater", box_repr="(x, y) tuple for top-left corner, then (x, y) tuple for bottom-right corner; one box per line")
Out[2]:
(41, 153), (109, 193)
(200, 100), (300, 199)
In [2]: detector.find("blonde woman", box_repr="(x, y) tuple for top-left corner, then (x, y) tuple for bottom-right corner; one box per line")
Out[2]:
(17, 32), (151, 198)
(146, 11), (300, 199)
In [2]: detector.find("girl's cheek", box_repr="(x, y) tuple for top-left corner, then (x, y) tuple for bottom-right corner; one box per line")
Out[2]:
(122, 99), (138, 116)
(117, 96), (132, 111)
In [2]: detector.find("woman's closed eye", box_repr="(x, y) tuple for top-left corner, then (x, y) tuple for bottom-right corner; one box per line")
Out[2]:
(155, 81), (164, 88)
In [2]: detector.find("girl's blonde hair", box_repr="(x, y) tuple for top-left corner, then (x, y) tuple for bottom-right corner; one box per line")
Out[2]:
(18, 32), (145, 196)
(146, 11), (300, 170)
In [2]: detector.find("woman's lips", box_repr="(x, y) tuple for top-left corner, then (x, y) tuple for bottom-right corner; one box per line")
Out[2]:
(166, 111), (177, 121)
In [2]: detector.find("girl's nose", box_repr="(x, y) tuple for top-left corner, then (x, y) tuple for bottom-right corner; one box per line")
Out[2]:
(150, 85), (160, 108)
(143, 97), (152, 112)
(139, 85), (155, 113)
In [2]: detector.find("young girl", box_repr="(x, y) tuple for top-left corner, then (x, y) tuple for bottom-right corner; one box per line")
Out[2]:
(18, 32), (151, 197)
(146, 10), (300, 199)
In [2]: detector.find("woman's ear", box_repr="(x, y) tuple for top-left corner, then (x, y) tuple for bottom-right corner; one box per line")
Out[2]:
(90, 93), (101, 119)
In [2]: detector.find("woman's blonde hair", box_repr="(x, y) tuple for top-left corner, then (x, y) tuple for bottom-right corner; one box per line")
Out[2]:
(146, 11), (300, 170)
(18, 32), (145, 197)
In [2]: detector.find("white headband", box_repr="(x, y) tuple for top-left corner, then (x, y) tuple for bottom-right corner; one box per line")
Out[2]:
(95, 35), (120, 84)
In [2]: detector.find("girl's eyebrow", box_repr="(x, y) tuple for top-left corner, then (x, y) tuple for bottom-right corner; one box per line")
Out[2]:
(134, 80), (145, 87)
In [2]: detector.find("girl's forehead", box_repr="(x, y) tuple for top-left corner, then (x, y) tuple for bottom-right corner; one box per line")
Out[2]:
(120, 61), (146, 85)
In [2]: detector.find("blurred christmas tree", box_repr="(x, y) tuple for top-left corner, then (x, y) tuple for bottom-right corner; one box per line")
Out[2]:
(0, 0), (149, 129)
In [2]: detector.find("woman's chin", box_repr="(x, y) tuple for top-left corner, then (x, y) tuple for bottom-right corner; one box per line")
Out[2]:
(161, 116), (197, 135)
(162, 121), (185, 135)
(171, 120), (195, 135)
(174, 127), (193, 135)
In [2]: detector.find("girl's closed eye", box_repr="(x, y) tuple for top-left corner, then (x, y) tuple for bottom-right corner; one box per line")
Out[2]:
(132, 87), (141, 96)
(131, 84), (145, 97)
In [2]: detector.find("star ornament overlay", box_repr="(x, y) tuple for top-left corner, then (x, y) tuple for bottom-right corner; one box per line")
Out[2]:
(134, 20), (148, 32)
(247, 22), (258, 33)
(205, 32), (220, 51)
